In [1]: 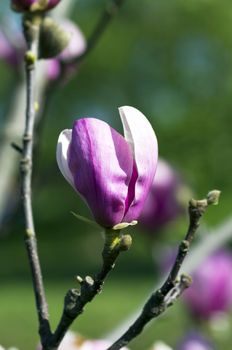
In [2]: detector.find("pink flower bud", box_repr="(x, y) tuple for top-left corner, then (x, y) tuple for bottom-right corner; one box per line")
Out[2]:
(183, 250), (232, 319)
(57, 106), (158, 228)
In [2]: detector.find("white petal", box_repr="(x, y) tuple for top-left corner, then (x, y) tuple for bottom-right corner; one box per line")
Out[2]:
(56, 129), (75, 187)
(119, 106), (158, 221)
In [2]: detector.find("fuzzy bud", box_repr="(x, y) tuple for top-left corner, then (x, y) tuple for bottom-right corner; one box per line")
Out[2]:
(39, 17), (70, 59)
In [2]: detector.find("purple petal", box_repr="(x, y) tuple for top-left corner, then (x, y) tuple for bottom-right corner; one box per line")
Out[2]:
(56, 129), (75, 187)
(119, 106), (158, 222)
(11, 0), (60, 11)
(47, 0), (61, 9)
(68, 118), (134, 227)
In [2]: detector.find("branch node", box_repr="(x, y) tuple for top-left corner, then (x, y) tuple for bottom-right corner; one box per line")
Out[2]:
(84, 275), (94, 287)
(76, 275), (83, 284)
(64, 289), (80, 318)
(180, 239), (189, 253)
(23, 134), (32, 142)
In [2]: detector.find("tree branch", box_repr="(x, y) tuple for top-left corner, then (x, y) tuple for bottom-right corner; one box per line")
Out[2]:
(106, 191), (220, 350)
(62, 0), (126, 68)
(82, 0), (126, 60)
(46, 230), (132, 350)
(20, 15), (51, 342)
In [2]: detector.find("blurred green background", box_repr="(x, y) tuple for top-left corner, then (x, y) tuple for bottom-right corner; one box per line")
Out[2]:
(1, 0), (232, 349)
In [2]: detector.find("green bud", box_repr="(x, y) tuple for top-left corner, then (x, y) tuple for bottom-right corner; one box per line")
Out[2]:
(207, 190), (221, 206)
(25, 50), (37, 64)
(39, 17), (70, 59)
(119, 234), (132, 252)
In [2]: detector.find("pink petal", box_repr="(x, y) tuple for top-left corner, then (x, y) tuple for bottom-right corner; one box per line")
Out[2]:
(68, 118), (134, 227)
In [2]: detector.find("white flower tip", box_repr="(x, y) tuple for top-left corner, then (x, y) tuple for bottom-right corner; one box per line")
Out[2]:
(56, 129), (74, 186)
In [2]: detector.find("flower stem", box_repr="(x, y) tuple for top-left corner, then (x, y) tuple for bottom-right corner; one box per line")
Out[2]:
(21, 15), (51, 341)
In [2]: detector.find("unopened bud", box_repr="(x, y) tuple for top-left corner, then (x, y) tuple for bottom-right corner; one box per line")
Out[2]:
(119, 234), (132, 252)
(39, 17), (70, 59)
(207, 190), (221, 206)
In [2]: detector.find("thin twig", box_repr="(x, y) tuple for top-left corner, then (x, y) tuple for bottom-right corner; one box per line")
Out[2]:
(81, 0), (126, 61)
(62, 0), (126, 69)
(106, 192), (220, 350)
(21, 15), (51, 342)
(47, 230), (132, 349)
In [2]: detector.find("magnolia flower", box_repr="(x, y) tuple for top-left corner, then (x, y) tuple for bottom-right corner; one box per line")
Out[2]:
(57, 106), (158, 228)
(183, 250), (232, 319)
(139, 159), (185, 233)
(11, 0), (61, 12)
(177, 331), (214, 350)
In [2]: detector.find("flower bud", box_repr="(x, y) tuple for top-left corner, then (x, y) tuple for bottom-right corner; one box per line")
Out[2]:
(39, 17), (70, 59)
(11, 0), (61, 13)
(207, 190), (221, 206)
(0, 18), (85, 82)
(56, 106), (158, 228)
(45, 19), (86, 81)
(183, 250), (232, 319)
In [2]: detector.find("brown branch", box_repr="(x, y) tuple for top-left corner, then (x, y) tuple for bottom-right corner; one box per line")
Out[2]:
(106, 191), (221, 350)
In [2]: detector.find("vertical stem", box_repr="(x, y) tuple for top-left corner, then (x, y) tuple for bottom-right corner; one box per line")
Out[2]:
(21, 16), (51, 341)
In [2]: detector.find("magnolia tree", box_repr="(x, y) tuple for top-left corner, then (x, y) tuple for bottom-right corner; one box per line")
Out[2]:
(1, 1), (230, 350)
